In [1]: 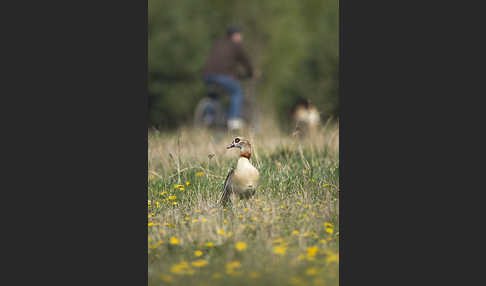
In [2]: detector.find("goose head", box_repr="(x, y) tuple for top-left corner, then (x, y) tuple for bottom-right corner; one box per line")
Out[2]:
(227, 136), (252, 159)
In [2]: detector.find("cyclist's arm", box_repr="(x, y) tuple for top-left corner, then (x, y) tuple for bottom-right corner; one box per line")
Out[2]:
(235, 43), (253, 78)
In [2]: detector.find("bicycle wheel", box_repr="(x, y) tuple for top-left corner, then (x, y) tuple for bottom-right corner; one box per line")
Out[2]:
(193, 97), (225, 129)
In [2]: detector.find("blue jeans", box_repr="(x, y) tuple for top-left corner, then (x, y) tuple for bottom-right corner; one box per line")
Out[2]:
(203, 74), (243, 119)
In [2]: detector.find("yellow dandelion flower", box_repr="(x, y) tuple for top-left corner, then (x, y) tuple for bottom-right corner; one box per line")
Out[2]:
(170, 237), (179, 245)
(148, 200), (151, 207)
(291, 230), (300, 236)
(225, 261), (241, 275)
(212, 273), (222, 279)
(170, 261), (194, 275)
(324, 222), (334, 228)
(196, 171), (204, 177)
(272, 245), (287, 256)
(217, 229), (225, 236)
(311, 178), (315, 182)
(326, 253), (339, 264)
(277, 216), (281, 220)
(244, 207), (249, 212)
(168, 195), (177, 200)
(323, 183), (329, 187)
(205, 242), (214, 247)
(191, 259), (208, 268)
(179, 186), (185, 191)
(161, 191), (167, 196)
(172, 202), (178, 205)
(148, 222), (154, 227)
(201, 218), (207, 223)
(192, 219), (199, 223)
(319, 239), (327, 245)
(296, 202), (302, 206)
(155, 201), (160, 207)
(194, 250), (203, 257)
(325, 227), (334, 235)
(160, 274), (173, 283)
(226, 261), (241, 268)
(173, 184), (183, 189)
(186, 181), (190, 186)
(224, 219), (228, 224)
(306, 267), (318, 276)
(235, 242), (247, 251)
(306, 246), (319, 260)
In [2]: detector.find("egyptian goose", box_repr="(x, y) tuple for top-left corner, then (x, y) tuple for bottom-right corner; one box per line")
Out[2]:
(219, 137), (259, 206)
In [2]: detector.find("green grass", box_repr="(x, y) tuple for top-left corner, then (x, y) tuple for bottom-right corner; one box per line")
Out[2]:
(148, 124), (339, 286)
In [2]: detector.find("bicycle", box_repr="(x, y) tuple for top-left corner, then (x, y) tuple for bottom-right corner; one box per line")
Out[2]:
(193, 75), (261, 133)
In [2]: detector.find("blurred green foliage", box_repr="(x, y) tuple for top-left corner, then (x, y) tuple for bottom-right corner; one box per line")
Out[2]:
(149, 0), (338, 129)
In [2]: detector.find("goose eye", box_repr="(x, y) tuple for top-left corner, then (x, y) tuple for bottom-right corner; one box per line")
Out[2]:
(235, 138), (240, 143)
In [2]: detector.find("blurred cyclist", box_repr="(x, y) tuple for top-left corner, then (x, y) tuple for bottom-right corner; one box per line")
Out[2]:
(202, 25), (253, 131)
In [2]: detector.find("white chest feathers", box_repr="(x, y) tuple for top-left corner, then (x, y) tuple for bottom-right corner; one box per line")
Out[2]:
(232, 157), (259, 194)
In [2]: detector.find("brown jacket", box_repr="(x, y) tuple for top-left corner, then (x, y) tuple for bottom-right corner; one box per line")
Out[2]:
(203, 37), (253, 78)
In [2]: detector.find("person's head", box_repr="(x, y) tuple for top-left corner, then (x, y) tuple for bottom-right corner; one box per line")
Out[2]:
(227, 25), (243, 43)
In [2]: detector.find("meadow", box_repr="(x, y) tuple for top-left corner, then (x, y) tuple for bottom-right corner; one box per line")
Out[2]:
(148, 121), (339, 286)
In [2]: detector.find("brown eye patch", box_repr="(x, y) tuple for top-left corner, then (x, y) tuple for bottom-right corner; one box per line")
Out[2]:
(235, 138), (240, 143)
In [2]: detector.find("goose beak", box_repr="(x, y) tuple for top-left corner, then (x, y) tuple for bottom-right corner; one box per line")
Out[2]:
(227, 142), (235, 149)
